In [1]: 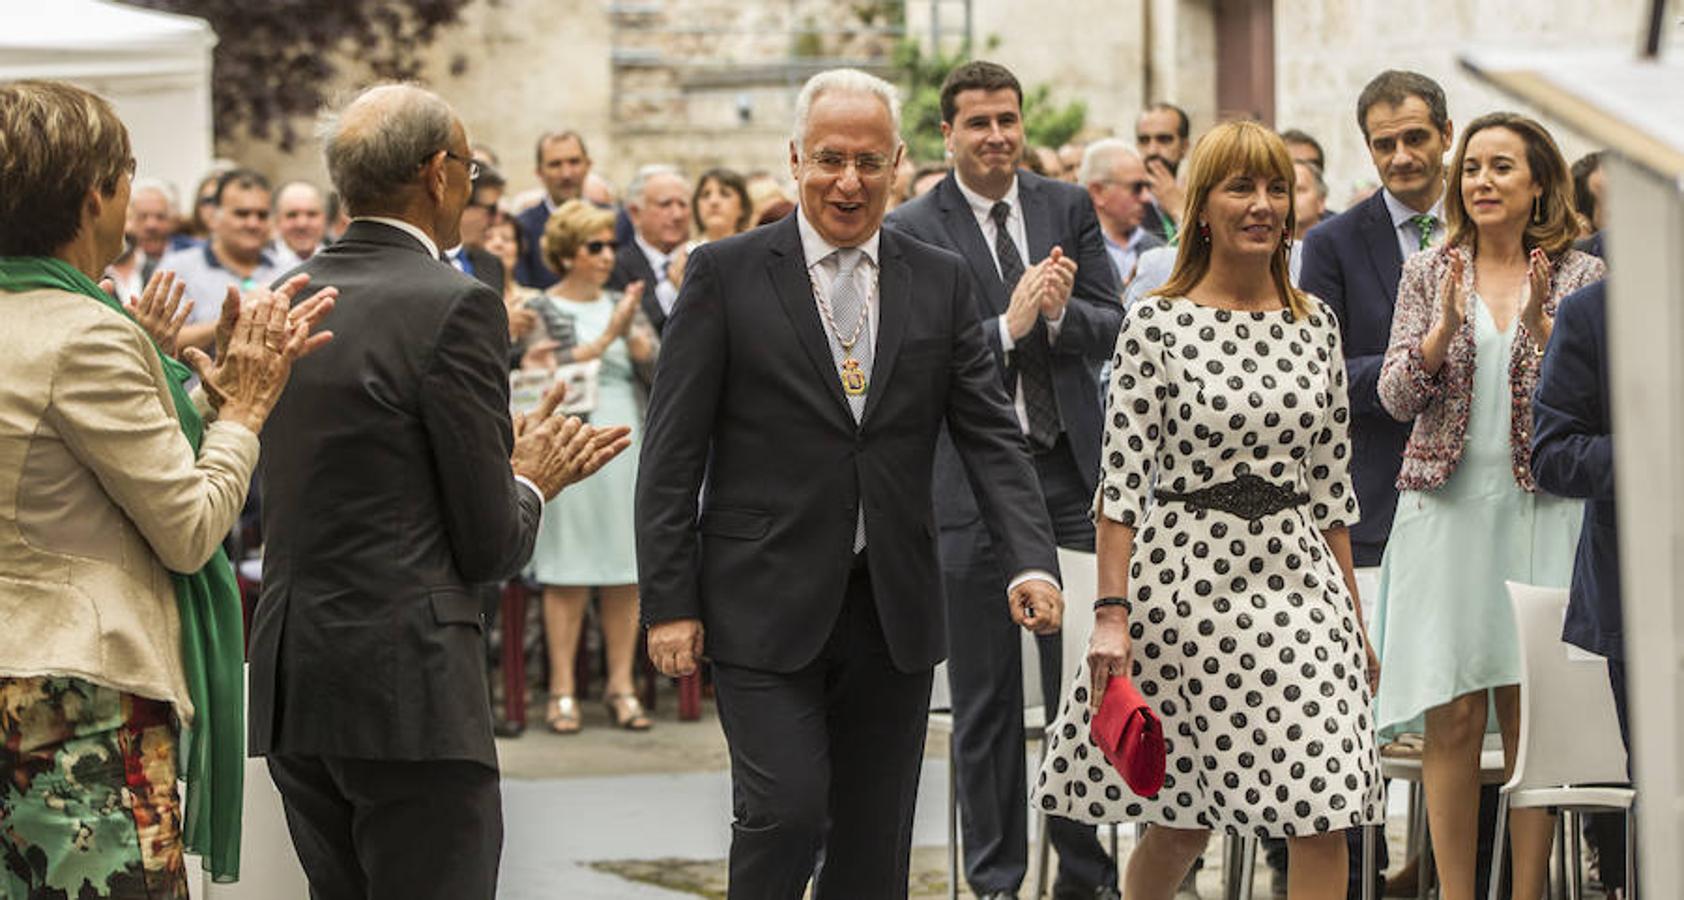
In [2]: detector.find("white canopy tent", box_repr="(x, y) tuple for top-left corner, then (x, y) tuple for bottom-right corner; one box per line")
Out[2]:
(0, 0), (217, 216)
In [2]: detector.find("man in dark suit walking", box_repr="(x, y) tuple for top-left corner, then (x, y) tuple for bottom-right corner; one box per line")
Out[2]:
(637, 68), (1064, 899)
(248, 84), (629, 900)
(886, 60), (1121, 900)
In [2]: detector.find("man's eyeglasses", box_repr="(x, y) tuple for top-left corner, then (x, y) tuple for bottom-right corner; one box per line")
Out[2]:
(807, 150), (891, 177)
(585, 239), (619, 255)
(1104, 179), (1153, 195)
(438, 150), (481, 180)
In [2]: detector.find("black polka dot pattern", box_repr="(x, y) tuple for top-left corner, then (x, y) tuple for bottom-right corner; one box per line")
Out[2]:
(1053, 296), (1380, 838)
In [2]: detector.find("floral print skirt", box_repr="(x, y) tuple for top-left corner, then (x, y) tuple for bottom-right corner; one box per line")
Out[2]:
(1, 676), (187, 899)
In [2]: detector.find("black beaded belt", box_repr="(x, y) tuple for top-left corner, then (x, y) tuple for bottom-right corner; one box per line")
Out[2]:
(1153, 473), (1310, 521)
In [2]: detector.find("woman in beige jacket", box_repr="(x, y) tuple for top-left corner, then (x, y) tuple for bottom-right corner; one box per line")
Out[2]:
(0, 81), (331, 896)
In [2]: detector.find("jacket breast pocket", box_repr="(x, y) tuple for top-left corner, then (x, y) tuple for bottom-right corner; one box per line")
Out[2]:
(429, 589), (483, 631)
(698, 507), (771, 540)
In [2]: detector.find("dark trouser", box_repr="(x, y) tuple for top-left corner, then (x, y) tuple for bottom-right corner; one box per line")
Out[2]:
(940, 436), (1115, 895)
(267, 754), (502, 900)
(712, 558), (935, 899)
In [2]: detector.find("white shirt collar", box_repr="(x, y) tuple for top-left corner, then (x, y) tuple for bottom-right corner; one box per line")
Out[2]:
(1381, 188), (1445, 230)
(795, 205), (881, 270)
(354, 216), (440, 260)
(954, 172), (1021, 223)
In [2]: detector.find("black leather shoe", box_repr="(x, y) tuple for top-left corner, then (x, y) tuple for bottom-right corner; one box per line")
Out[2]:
(492, 718), (525, 738)
(976, 892), (1018, 900)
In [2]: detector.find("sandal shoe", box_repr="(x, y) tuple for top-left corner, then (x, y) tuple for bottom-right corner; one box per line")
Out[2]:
(546, 694), (581, 735)
(605, 692), (652, 731)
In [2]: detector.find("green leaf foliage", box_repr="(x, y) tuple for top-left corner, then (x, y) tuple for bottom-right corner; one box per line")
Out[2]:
(891, 36), (1085, 165)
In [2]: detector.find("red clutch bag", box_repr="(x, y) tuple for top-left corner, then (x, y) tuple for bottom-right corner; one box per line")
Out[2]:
(1089, 673), (1166, 798)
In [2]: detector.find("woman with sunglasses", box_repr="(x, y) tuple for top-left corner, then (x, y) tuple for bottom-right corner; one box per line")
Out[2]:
(525, 199), (658, 733)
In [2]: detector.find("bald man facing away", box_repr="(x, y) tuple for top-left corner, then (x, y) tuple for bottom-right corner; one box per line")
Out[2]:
(247, 84), (628, 900)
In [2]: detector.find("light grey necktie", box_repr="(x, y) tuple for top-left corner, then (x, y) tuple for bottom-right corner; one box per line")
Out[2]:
(823, 247), (871, 551)
(824, 248), (872, 422)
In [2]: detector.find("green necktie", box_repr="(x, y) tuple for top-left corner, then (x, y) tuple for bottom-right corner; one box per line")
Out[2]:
(1411, 213), (1438, 251)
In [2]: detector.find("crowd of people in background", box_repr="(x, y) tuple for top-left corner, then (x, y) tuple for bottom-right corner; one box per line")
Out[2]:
(4, 52), (1630, 900)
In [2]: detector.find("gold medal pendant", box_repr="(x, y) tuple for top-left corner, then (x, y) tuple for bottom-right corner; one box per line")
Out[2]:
(840, 356), (868, 396)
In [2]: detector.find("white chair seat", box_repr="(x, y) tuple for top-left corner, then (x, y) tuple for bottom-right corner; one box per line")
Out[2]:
(1508, 785), (1635, 812)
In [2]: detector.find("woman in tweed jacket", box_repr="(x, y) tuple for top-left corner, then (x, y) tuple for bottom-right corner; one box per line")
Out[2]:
(1371, 112), (1604, 900)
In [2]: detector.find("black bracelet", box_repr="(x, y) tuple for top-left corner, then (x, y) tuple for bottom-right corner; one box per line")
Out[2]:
(1093, 596), (1128, 611)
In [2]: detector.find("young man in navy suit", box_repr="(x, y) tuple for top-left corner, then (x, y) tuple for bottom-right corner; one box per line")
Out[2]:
(1299, 70), (1454, 570)
(887, 60), (1122, 900)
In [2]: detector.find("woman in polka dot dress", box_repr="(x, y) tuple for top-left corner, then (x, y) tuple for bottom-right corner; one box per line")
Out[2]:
(1035, 122), (1383, 900)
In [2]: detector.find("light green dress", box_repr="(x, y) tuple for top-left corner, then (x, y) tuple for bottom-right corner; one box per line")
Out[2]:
(1372, 296), (1583, 737)
(528, 292), (642, 586)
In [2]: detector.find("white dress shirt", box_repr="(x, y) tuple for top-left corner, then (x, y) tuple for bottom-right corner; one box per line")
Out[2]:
(953, 174), (1065, 437)
(1381, 189), (1446, 261)
(794, 208), (1057, 595)
(635, 233), (682, 316)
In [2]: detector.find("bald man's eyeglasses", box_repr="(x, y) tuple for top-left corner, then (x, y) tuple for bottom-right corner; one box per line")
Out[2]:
(437, 151), (481, 180)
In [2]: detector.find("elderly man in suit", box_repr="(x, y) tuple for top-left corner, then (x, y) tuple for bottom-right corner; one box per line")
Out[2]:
(886, 59), (1121, 900)
(248, 84), (630, 900)
(1078, 137), (1165, 291)
(637, 68), (1064, 899)
(609, 163), (692, 334)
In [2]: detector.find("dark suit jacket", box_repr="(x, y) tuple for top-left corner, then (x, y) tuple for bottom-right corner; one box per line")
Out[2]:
(1298, 190), (1414, 565)
(459, 245), (504, 293)
(607, 237), (671, 335)
(249, 221), (543, 768)
(634, 216), (1058, 673)
(513, 201), (558, 289)
(885, 170), (1122, 531)
(1531, 282), (1620, 659)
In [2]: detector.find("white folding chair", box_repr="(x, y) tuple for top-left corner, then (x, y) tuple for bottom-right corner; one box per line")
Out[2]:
(931, 601), (1047, 900)
(1486, 581), (1636, 900)
(192, 666), (310, 899)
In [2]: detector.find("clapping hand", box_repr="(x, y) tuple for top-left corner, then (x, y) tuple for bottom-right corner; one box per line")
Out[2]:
(1039, 246), (1077, 320)
(182, 274), (336, 432)
(1438, 247), (1469, 330)
(1004, 262), (1046, 341)
(119, 270), (194, 356)
(1521, 247), (1553, 350)
(509, 379), (633, 499)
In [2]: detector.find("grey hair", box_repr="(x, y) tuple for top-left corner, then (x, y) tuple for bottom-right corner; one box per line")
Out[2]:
(1077, 138), (1142, 186)
(317, 84), (455, 214)
(626, 164), (685, 209)
(129, 176), (179, 209)
(791, 68), (902, 150)
(1294, 159), (1328, 199)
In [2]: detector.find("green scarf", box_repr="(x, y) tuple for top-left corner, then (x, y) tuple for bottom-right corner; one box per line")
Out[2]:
(0, 256), (244, 882)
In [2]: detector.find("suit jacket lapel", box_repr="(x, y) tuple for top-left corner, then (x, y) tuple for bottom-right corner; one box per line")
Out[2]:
(766, 218), (854, 425)
(1361, 192), (1405, 299)
(1019, 175), (1056, 263)
(936, 175), (1008, 315)
(862, 234), (910, 426)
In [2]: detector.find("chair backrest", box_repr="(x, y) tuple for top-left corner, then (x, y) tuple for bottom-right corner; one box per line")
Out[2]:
(1504, 580), (1630, 792)
(1057, 548), (1099, 689)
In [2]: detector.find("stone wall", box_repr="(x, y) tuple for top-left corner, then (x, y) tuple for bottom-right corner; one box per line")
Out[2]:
(218, 0), (1672, 211)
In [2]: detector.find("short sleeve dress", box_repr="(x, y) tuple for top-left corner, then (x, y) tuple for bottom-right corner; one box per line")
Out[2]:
(1034, 295), (1384, 838)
